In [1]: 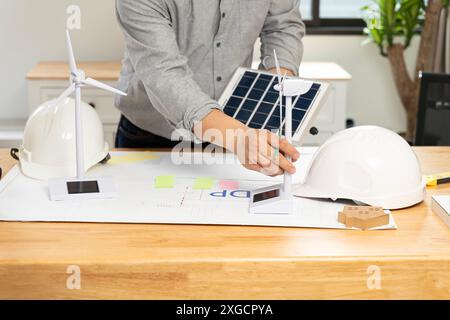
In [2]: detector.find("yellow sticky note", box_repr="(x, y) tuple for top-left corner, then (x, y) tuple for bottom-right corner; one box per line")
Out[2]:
(155, 175), (175, 189)
(193, 177), (215, 190)
(109, 152), (159, 165)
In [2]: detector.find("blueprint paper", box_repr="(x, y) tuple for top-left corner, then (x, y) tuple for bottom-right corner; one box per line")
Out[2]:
(0, 148), (396, 230)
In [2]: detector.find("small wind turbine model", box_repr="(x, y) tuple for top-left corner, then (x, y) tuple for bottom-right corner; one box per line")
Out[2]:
(48, 30), (127, 201)
(249, 50), (312, 214)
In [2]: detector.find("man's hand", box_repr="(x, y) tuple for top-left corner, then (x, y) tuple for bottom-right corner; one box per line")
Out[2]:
(194, 110), (299, 176)
(232, 128), (299, 176)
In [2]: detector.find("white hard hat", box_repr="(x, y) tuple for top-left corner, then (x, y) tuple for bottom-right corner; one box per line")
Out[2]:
(294, 126), (425, 209)
(17, 97), (109, 180)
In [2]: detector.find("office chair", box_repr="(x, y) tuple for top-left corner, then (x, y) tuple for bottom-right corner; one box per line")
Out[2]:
(415, 72), (450, 146)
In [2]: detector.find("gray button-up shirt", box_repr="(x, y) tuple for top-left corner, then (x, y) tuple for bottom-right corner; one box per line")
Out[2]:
(115, 0), (305, 140)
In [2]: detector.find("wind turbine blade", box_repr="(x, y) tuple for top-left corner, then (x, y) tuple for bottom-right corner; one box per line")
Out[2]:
(82, 77), (127, 96)
(273, 49), (282, 83)
(66, 30), (77, 73)
(281, 71), (287, 84)
(48, 83), (75, 109)
(279, 71), (287, 135)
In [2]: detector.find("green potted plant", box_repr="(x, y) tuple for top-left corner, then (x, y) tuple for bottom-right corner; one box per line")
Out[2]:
(362, 0), (449, 141)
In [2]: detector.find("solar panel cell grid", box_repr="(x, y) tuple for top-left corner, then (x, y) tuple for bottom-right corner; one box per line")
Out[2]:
(222, 70), (322, 136)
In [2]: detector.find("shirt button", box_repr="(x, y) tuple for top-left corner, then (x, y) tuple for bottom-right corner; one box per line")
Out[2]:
(216, 76), (222, 82)
(222, 12), (226, 18)
(216, 42), (221, 48)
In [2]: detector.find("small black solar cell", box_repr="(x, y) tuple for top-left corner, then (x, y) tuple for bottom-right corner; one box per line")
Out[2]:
(256, 102), (274, 114)
(265, 114), (282, 131)
(253, 79), (271, 90)
(301, 88), (318, 100)
(263, 92), (278, 103)
(223, 105), (238, 117)
(248, 122), (261, 129)
(295, 97), (312, 110)
(243, 71), (258, 78)
(259, 74), (274, 81)
(235, 109), (253, 123)
(233, 86), (250, 97)
(293, 109), (306, 121)
(272, 105), (286, 117)
(248, 89), (265, 100)
(237, 76), (255, 88)
(250, 112), (267, 126)
(241, 99), (258, 111)
(226, 96), (242, 108)
(292, 119), (302, 132)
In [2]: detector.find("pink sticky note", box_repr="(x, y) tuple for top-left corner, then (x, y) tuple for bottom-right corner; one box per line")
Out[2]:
(219, 180), (239, 190)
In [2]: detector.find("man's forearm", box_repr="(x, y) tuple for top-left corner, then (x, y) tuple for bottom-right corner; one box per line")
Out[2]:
(267, 67), (295, 77)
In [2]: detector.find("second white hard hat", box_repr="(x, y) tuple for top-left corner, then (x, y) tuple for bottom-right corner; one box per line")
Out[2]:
(294, 126), (425, 209)
(17, 97), (109, 180)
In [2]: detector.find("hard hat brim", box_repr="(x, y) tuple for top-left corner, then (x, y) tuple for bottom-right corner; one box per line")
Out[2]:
(293, 178), (426, 210)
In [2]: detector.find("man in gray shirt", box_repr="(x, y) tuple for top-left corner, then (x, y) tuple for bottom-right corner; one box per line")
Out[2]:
(115, 0), (304, 176)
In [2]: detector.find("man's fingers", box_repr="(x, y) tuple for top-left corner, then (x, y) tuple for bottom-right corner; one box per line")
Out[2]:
(266, 131), (300, 164)
(260, 165), (283, 176)
(244, 163), (264, 173)
(277, 152), (296, 175)
(258, 154), (283, 176)
(266, 131), (300, 162)
(278, 138), (300, 162)
(238, 129), (298, 177)
(257, 153), (272, 168)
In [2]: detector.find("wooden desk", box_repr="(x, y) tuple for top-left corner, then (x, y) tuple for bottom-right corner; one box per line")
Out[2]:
(0, 148), (449, 299)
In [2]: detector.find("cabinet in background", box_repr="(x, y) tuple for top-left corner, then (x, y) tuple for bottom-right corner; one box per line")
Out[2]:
(27, 61), (351, 147)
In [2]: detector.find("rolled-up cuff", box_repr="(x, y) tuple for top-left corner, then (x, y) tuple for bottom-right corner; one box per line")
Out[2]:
(260, 55), (299, 77)
(176, 102), (221, 143)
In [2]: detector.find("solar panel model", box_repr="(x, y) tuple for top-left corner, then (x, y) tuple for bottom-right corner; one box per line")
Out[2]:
(218, 68), (330, 144)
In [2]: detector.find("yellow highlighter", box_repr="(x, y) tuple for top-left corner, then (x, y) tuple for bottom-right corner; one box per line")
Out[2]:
(425, 172), (450, 187)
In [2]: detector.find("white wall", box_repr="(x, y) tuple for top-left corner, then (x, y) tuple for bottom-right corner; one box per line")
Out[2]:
(1, 0), (124, 120)
(302, 35), (419, 133)
(0, 1), (419, 133)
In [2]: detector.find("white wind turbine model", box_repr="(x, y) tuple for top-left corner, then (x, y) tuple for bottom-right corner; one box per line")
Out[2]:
(48, 30), (127, 201)
(249, 50), (313, 214)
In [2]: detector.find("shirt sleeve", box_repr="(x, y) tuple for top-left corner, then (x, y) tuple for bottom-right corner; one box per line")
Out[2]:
(259, 0), (305, 76)
(116, 0), (219, 133)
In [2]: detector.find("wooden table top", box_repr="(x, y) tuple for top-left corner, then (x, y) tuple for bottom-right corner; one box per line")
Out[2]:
(0, 147), (449, 299)
(26, 61), (122, 81)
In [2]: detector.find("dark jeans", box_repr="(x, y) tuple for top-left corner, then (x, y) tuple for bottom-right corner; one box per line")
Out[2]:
(115, 116), (180, 148)
(115, 116), (208, 149)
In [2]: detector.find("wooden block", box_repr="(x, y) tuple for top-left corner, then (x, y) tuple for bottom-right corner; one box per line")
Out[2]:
(338, 206), (389, 230)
